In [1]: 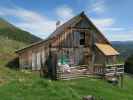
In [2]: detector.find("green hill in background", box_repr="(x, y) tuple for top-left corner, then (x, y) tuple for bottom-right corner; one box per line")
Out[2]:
(0, 18), (41, 44)
(112, 41), (133, 62)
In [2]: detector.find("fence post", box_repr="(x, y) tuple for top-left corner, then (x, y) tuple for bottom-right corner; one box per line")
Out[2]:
(120, 74), (123, 88)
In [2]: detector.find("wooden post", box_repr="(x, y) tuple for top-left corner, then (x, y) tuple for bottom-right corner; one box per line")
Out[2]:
(53, 52), (57, 80)
(91, 30), (95, 74)
(102, 56), (107, 79)
(120, 74), (123, 88)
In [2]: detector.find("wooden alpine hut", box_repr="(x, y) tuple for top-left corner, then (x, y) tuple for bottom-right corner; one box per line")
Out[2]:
(16, 12), (124, 80)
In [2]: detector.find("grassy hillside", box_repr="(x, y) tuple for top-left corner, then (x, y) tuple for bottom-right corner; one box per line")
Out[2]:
(0, 35), (25, 85)
(0, 36), (25, 61)
(0, 18), (41, 70)
(0, 18), (41, 85)
(0, 70), (133, 100)
(0, 18), (41, 44)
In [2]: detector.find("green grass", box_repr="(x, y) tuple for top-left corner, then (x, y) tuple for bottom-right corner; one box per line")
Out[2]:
(0, 69), (133, 100)
(0, 36), (25, 54)
(0, 36), (26, 69)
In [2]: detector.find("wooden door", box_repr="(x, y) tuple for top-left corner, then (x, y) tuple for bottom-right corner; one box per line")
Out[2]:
(48, 52), (57, 80)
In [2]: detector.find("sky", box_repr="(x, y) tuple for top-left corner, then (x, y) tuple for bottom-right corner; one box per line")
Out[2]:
(0, 0), (133, 41)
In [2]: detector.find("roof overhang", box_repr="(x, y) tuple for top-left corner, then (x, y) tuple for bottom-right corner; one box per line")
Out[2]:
(15, 39), (49, 54)
(95, 43), (119, 56)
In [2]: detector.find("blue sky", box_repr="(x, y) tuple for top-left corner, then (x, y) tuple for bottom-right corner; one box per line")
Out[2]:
(0, 0), (133, 41)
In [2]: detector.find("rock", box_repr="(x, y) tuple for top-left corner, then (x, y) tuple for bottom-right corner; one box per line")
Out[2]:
(82, 95), (95, 100)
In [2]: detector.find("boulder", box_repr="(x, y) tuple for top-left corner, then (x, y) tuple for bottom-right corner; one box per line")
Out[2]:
(82, 95), (95, 100)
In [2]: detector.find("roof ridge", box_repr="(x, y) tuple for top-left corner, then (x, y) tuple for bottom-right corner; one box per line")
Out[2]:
(48, 12), (84, 39)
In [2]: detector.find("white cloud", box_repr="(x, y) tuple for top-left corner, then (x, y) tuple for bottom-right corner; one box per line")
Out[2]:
(88, 0), (106, 14)
(102, 27), (125, 31)
(0, 11), (4, 16)
(56, 5), (74, 21)
(107, 32), (133, 41)
(92, 1), (106, 13)
(0, 7), (56, 39)
(90, 17), (133, 41)
(90, 17), (127, 36)
(0, 6), (75, 39)
(91, 18), (114, 29)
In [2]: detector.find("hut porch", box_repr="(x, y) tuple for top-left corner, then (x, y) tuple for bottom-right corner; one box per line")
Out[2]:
(50, 47), (93, 79)
(49, 42), (124, 80)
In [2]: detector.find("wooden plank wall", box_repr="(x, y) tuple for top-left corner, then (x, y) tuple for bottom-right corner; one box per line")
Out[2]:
(19, 42), (50, 71)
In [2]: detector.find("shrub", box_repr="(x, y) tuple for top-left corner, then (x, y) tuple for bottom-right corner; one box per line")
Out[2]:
(124, 55), (133, 74)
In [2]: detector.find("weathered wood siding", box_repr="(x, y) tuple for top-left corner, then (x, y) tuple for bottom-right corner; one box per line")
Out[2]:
(94, 47), (106, 65)
(50, 19), (94, 66)
(19, 42), (50, 71)
(94, 47), (117, 66)
(106, 56), (117, 65)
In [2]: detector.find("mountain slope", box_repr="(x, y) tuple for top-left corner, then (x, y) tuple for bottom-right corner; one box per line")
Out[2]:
(112, 41), (133, 61)
(0, 18), (42, 72)
(0, 18), (42, 84)
(0, 18), (41, 44)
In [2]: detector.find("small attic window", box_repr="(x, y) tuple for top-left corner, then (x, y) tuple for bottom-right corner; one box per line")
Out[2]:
(80, 32), (85, 45)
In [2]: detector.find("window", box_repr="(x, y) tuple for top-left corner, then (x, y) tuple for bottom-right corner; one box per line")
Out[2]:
(80, 32), (85, 45)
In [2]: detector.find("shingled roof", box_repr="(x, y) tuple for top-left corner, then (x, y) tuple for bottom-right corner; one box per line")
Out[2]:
(16, 11), (110, 53)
